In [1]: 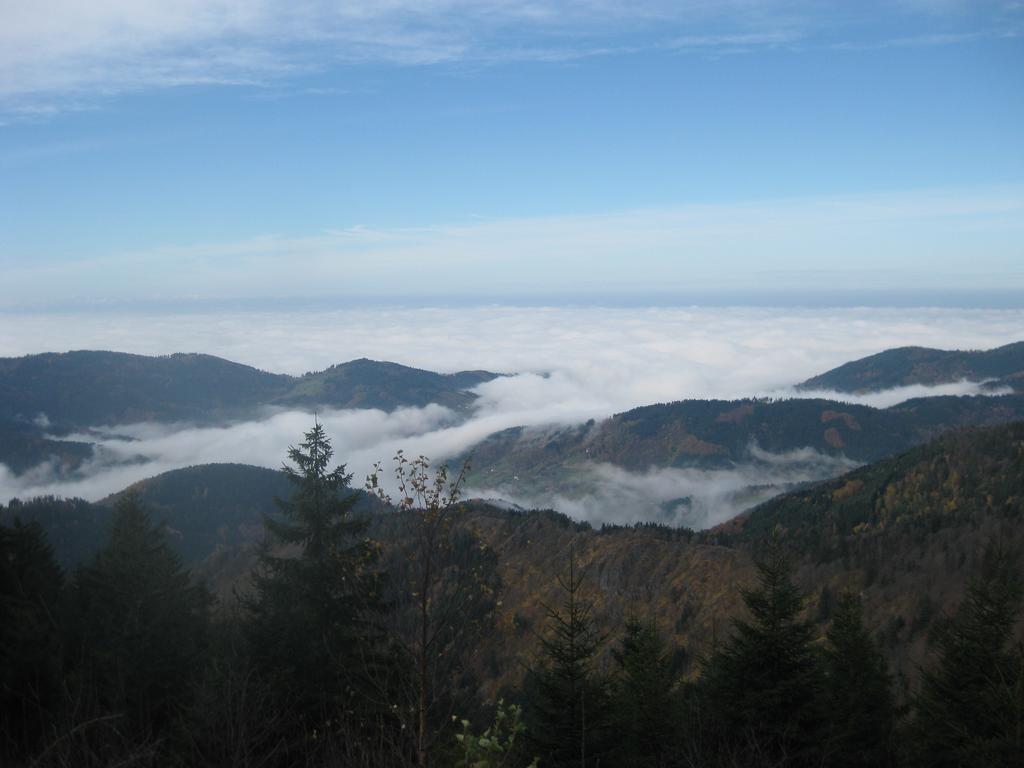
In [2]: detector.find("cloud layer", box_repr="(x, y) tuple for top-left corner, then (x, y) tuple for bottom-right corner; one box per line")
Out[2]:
(472, 446), (861, 529)
(1, 304), (1022, 526)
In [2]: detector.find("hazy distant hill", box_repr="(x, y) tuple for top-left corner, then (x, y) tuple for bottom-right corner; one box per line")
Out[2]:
(0, 351), (500, 430)
(797, 340), (1024, 393)
(0, 351), (292, 428)
(0, 351), (500, 474)
(101, 463), (294, 563)
(276, 358), (498, 412)
(0, 419), (94, 474)
(0, 463), (287, 567)
(0, 496), (112, 569)
(0, 462), (384, 568)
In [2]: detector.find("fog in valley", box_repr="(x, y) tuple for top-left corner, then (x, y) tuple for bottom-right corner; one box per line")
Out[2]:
(2, 305), (1021, 526)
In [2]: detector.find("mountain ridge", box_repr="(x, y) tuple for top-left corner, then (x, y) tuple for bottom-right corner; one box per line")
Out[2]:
(0, 351), (503, 475)
(462, 393), (1024, 500)
(0, 350), (502, 430)
(797, 340), (1024, 393)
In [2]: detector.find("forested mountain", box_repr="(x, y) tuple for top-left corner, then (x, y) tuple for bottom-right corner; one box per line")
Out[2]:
(0, 351), (501, 475)
(3, 421), (1022, 767)
(8, 391), (1024, 569)
(9, 421), (1020, 689)
(797, 340), (1024, 393)
(274, 358), (498, 412)
(0, 420), (94, 474)
(463, 393), (1024, 496)
(101, 463), (294, 563)
(419, 422), (1021, 698)
(0, 351), (291, 427)
(0, 351), (500, 429)
(4, 345), (1023, 504)
(0, 465), (284, 568)
(0, 463), (383, 569)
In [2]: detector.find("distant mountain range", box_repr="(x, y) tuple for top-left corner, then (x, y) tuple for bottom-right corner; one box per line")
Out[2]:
(0, 351), (500, 473)
(0, 351), (500, 429)
(2, 342), (1024, 520)
(797, 340), (1024, 393)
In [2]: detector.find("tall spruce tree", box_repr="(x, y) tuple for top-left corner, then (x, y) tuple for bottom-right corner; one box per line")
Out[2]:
(70, 493), (210, 736)
(823, 591), (896, 767)
(910, 548), (1024, 767)
(609, 617), (680, 768)
(0, 518), (64, 760)
(523, 548), (612, 768)
(698, 544), (827, 767)
(246, 421), (384, 748)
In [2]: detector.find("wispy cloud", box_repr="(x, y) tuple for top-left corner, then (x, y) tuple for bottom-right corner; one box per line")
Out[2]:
(471, 449), (861, 529)
(3, 185), (1022, 305)
(2, 0), (1017, 118)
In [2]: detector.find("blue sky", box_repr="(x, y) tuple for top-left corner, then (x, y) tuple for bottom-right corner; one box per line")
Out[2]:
(1, 0), (1022, 306)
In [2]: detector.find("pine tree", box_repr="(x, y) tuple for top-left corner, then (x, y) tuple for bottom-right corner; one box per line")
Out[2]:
(0, 517), (64, 759)
(524, 548), (612, 768)
(609, 617), (680, 768)
(910, 548), (1024, 767)
(70, 493), (210, 736)
(246, 421), (384, 744)
(823, 591), (895, 767)
(698, 544), (826, 767)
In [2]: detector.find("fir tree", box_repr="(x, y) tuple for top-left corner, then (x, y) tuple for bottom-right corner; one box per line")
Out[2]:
(0, 518), (64, 760)
(698, 544), (827, 767)
(609, 616), (680, 768)
(70, 493), (210, 736)
(823, 590), (895, 767)
(524, 548), (612, 768)
(246, 421), (384, 747)
(910, 548), (1024, 767)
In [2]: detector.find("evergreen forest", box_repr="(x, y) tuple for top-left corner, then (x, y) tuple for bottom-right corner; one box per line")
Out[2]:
(2, 421), (1023, 767)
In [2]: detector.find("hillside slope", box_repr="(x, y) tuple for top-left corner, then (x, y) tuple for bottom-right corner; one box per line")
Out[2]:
(797, 340), (1024, 393)
(463, 394), (1024, 505)
(464, 421), (1024, 696)
(0, 462), (381, 568)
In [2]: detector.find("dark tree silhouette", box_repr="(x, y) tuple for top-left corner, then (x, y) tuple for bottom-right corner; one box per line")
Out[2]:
(823, 590), (896, 767)
(524, 547), (612, 768)
(0, 518), (64, 760)
(698, 544), (827, 767)
(911, 548), (1024, 767)
(70, 493), (210, 736)
(609, 616), (680, 768)
(246, 421), (384, 752)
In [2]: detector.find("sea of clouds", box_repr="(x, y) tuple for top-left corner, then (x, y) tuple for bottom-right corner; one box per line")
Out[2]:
(1, 304), (1022, 525)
